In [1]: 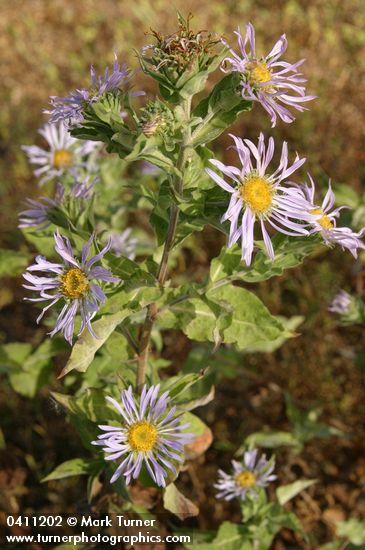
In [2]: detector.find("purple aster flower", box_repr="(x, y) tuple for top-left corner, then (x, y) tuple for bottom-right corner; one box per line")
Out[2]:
(140, 161), (162, 176)
(18, 186), (63, 230)
(221, 23), (315, 127)
(92, 384), (194, 487)
(215, 449), (276, 501)
(18, 177), (97, 230)
(328, 290), (352, 315)
(109, 229), (138, 260)
(22, 122), (99, 186)
(46, 55), (143, 126)
(206, 133), (314, 265)
(301, 176), (365, 258)
(70, 176), (98, 199)
(23, 231), (120, 345)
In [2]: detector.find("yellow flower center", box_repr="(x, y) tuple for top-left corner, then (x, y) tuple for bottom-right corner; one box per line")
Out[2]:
(128, 421), (158, 453)
(60, 268), (89, 299)
(247, 61), (273, 90)
(236, 471), (257, 489)
(310, 208), (334, 230)
(53, 149), (73, 169)
(240, 176), (273, 215)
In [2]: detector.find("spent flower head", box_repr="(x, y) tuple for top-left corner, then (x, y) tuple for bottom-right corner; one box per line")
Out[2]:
(92, 384), (193, 487)
(141, 13), (221, 82)
(206, 133), (314, 265)
(139, 99), (175, 140)
(23, 231), (119, 344)
(22, 122), (98, 186)
(215, 449), (276, 501)
(221, 23), (315, 127)
(301, 176), (365, 258)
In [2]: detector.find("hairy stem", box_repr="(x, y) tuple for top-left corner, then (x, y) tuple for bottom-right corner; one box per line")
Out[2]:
(136, 97), (192, 392)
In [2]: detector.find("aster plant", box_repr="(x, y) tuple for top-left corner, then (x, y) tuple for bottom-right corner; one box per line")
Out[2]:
(16, 12), (364, 545)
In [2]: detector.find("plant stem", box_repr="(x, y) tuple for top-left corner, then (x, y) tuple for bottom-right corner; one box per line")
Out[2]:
(136, 97), (192, 392)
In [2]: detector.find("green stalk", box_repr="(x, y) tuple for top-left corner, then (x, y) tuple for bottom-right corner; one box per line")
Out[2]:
(136, 97), (192, 392)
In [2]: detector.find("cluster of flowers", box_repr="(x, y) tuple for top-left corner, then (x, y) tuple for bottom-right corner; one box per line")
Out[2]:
(206, 134), (364, 266)
(92, 381), (274, 495)
(19, 21), (365, 490)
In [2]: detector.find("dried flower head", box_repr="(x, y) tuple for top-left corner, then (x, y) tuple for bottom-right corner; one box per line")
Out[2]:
(142, 13), (220, 76)
(139, 100), (175, 138)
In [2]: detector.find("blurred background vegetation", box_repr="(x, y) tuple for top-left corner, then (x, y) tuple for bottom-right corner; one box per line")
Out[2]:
(1, 0), (365, 548)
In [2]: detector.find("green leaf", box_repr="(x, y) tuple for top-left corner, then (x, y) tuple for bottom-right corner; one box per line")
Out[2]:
(59, 311), (131, 377)
(333, 183), (360, 208)
(336, 519), (365, 545)
(185, 521), (251, 550)
(209, 235), (322, 285)
(277, 479), (317, 505)
(0, 342), (32, 368)
(42, 458), (102, 482)
(1, 340), (59, 398)
(0, 248), (30, 278)
(103, 331), (131, 361)
(163, 483), (199, 519)
(263, 503), (304, 537)
(160, 372), (206, 400)
(161, 370), (215, 411)
(243, 316), (304, 354)
(156, 290), (224, 344)
(207, 285), (290, 351)
(244, 430), (300, 450)
(192, 102), (252, 147)
(125, 134), (177, 174)
(286, 394), (344, 448)
(192, 74), (252, 146)
(158, 284), (289, 351)
(104, 255), (156, 285)
(183, 147), (215, 190)
(51, 387), (121, 451)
